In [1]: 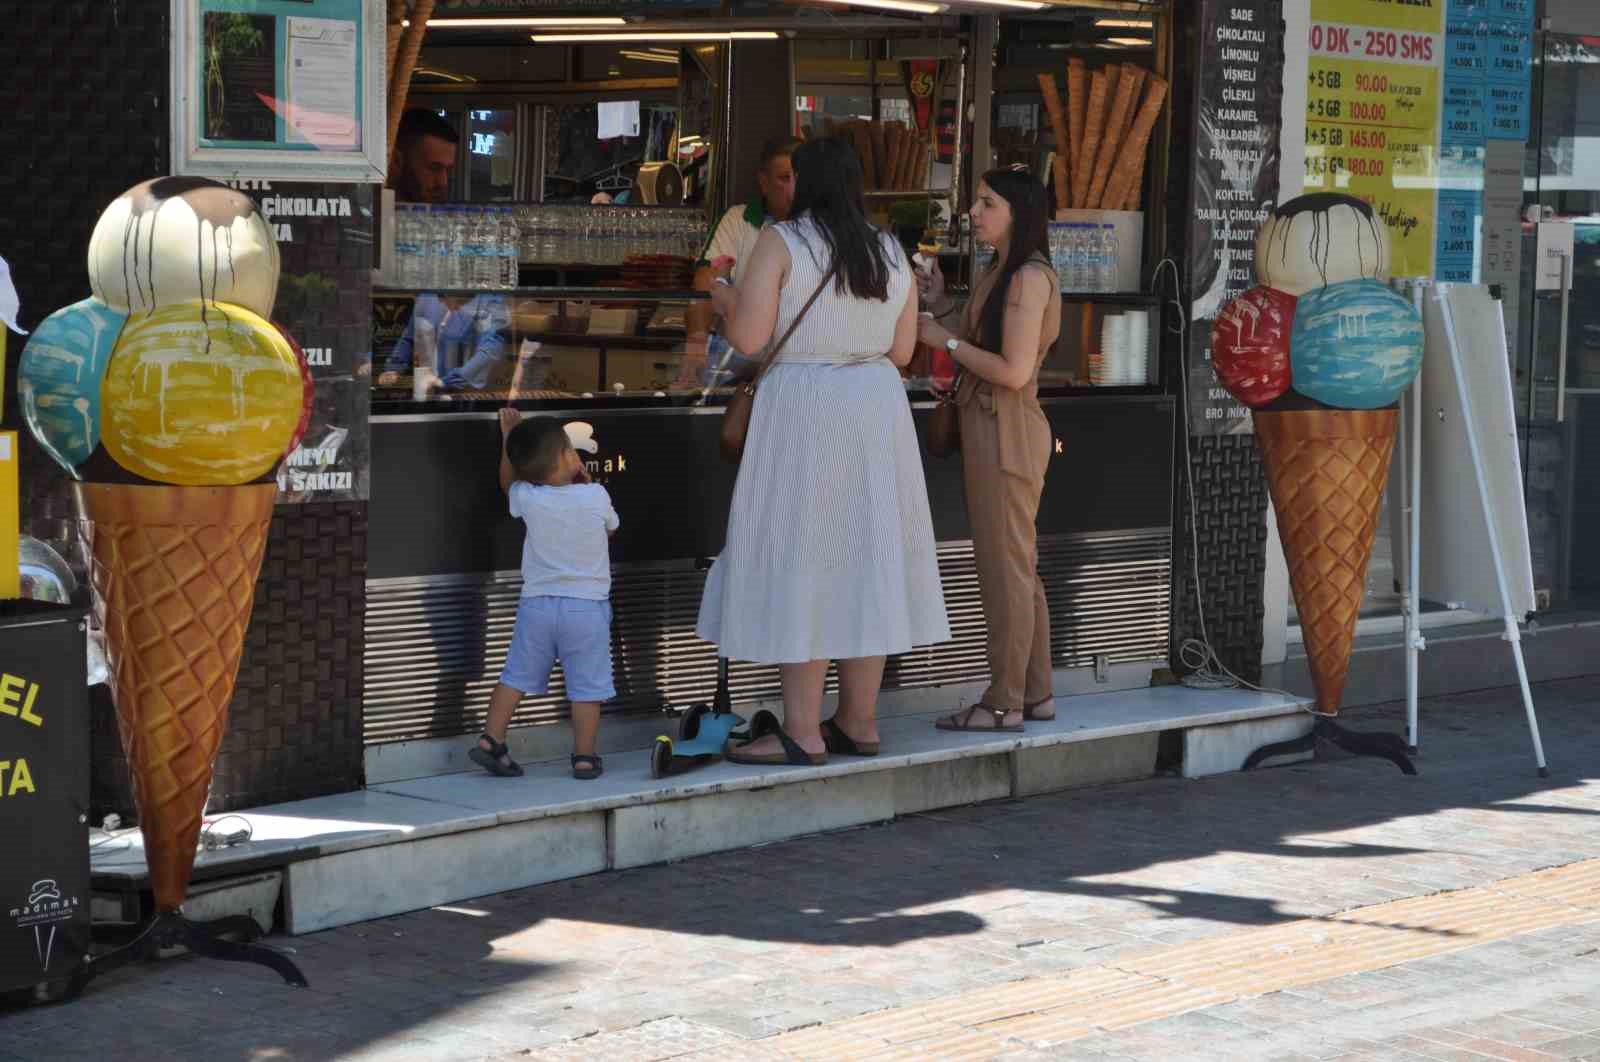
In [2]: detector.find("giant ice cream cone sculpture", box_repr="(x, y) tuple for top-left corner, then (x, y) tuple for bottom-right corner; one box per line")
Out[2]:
(1211, 194), (1423, 714)
(19, 178), (311, 911)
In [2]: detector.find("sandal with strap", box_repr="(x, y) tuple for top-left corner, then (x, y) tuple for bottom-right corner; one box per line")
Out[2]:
(1023, 696), (1056, 721)
(935, 703), (1024, 733)
(571, 753), (604, 780)
(725, 710), (827, 766)
(469, 733), (524, 777)
(821, 718), (879, 757)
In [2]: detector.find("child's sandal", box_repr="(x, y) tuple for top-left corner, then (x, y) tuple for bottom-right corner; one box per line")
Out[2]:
(571, 753), (604, 780)
(469, 733), (524, 777)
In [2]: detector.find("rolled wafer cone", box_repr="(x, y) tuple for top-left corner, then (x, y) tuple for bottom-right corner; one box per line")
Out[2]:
(1066, 59), (1086, 207)
(77, 482), (277, 912)
(1072, 70), (1108, 210)
(1101, 75), (1168, 216)
(1253, 408), (1398, 715)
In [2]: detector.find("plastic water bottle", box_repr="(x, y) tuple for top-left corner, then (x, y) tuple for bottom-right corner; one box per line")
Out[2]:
(1062, 225), (1083, 292)
(467, 204), (489, 287)
(498, 206), (521, 290)
(394, 205), (417, 288)
(1099, 224), (1119, 293)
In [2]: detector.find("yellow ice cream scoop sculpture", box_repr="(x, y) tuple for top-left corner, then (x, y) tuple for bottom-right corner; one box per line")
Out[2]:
(18, 178), (312, 959)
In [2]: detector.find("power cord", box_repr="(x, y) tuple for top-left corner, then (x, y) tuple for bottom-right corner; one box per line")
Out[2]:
(1149, 257), (1327, 718)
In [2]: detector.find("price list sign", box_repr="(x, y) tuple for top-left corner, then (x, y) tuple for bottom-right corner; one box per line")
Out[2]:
(1303, 0), (1444, 279)
(1186, 0), (1286, 435)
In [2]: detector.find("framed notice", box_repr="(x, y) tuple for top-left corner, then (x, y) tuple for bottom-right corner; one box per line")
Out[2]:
(171, 0), (387, 183)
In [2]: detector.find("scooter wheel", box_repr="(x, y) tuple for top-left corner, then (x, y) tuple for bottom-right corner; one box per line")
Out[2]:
(651, 736), (673, 779)
(679, 704), (709, 741)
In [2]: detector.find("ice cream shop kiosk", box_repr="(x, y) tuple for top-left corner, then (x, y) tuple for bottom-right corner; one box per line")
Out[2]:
(7, 0), (1594, 847)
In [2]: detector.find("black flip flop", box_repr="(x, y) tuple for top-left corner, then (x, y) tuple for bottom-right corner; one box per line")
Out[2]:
(821, 718), (879, 757)
(571, 753), (604, 780)
(726, 710), (826, 766)
(469, 734), (524, 777)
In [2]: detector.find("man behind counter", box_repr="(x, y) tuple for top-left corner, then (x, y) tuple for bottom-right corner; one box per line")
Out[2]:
(392, 108), (459, 204)
(678, 137), (801, 387)
(381, 109), (512, 394)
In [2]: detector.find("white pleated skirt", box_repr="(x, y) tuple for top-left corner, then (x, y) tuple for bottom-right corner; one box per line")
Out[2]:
(697, 357), (952, 664)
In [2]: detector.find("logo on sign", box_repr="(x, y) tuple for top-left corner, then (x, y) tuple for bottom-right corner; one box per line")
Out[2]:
(10, 878), (80, 972)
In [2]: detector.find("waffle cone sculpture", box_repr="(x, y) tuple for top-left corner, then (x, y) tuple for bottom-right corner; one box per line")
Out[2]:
(78, 483), (277, 910)
(1211, 194), (1423, 715)
(19, 178), (311, 914)
(1254, 409), (1397, 714)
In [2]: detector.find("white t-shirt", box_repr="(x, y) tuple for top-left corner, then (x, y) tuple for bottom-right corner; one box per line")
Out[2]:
(702, 202), (769, 283)
(508, 481), (620, 600)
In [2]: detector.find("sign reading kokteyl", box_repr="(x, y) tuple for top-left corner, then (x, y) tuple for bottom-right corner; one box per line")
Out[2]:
(0, 609), (89, 991)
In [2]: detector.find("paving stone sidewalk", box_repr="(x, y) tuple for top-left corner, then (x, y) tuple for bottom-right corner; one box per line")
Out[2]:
(1, 677), (1597, 1061)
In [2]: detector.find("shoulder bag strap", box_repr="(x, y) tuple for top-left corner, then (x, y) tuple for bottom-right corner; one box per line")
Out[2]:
(745, 263), (837, 390)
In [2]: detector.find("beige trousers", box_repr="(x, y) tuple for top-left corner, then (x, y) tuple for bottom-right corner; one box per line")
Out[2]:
(959, 394), (1053, 712)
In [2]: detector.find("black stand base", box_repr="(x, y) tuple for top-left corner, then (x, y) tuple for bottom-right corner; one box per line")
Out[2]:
(72, 911), (308, 994)
(1242, 717), (1418, 776)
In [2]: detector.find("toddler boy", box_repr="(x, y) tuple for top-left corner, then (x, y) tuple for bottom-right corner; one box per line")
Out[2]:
(471, 409), (618, 780)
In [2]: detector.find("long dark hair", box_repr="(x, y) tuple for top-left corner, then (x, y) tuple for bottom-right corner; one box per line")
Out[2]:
(975, 168), (1052, 355)
(786, 136), (895, 301)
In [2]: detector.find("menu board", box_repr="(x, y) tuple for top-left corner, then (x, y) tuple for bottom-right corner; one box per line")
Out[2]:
(1186, 0), (1287, 435)
(1303, 0), (1445, 279)
(228, 179), (373, 503)
(1434, 0), (1535, 282)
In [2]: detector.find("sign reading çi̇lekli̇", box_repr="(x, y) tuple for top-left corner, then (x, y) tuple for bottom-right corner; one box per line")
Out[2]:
(171, 0), (388, 182)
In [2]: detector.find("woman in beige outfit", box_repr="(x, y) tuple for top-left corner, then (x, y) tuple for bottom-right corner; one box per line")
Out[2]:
(917, 168), (1062, 731)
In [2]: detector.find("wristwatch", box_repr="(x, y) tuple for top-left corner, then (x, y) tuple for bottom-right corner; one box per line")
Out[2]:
(945, 337), (960, 355)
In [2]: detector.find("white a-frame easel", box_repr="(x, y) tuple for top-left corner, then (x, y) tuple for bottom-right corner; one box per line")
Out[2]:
(1392, 281), (1548, 777)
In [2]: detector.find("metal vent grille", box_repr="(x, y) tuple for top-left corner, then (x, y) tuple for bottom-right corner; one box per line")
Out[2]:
(363, 529), (1170, 745)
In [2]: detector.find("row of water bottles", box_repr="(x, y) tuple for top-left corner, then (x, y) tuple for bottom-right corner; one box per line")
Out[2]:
(1050, 222), (1120, 293)
(395, 203), (522, 291)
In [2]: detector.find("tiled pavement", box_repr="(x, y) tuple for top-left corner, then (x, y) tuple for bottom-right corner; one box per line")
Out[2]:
(3, 677), (1599, 1060)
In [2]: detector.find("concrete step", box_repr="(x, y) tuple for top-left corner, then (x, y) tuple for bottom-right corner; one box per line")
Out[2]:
(91, 682), (1313, 935)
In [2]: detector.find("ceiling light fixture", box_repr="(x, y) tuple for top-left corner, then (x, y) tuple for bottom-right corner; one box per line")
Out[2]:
(1105, 36), (1154, 46)
(619, 50), (682, 64)
(403, 16), (628, 28)
(815, 0), (948, 14)
(1095, 18), (1154, 29)
(531, 31), (782, 43)
(951, 0), (1047, 10)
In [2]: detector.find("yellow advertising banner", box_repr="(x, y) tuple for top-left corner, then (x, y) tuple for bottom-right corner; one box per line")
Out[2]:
(0, 431), (16, 599)
(1304, 0), (1445, 278)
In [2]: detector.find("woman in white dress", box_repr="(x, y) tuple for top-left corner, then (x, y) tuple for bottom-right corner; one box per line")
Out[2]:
(697, 136), (950, 765)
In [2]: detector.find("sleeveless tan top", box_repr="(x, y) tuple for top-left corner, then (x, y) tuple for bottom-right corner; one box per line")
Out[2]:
(955, 254), (1062, 478)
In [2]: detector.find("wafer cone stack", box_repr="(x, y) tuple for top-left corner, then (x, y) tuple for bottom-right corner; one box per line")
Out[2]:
(77, 482), (277, 912)
(1253, 408), (1397, 715)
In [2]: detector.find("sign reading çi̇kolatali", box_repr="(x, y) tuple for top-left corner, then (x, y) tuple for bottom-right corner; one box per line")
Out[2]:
(1303, 0), (1444, 279)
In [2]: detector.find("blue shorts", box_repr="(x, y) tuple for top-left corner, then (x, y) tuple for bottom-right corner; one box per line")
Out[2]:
(501, 596), (616, 703)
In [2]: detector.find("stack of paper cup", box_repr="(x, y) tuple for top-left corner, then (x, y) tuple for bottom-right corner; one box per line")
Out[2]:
(1100, 313), (1129, 384)
(1126, 309), (1150, 386)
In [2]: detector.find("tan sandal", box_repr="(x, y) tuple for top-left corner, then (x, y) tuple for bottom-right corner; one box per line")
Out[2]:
(935, 703), (1024, 732)
(1023, 697), (1056, 721)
